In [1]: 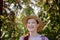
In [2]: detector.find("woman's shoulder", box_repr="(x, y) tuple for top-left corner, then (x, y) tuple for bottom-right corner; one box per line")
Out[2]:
(19, 34), (29, 40)
(19, 36), (24, 40)
(41, 35), (49, 40)
(39, 34), (49, 40)
(19, 35), (26, 40)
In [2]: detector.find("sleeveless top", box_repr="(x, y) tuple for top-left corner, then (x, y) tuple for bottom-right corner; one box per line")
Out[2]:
(23, 34), (48, 40)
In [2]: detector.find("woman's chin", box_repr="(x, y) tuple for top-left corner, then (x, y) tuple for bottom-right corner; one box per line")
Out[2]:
(28, 29), (34, 32)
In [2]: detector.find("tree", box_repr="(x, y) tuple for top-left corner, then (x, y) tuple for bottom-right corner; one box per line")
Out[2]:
(1, 0), (60, 40)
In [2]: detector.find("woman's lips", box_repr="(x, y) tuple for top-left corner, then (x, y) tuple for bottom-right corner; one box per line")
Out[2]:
(28, 26), (34, 29)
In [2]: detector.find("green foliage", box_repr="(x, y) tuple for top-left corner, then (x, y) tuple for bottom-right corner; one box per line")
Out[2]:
(1, 0), (60, 40)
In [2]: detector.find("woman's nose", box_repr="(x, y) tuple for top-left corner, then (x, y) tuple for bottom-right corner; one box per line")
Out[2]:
(29, 23), (33, 25)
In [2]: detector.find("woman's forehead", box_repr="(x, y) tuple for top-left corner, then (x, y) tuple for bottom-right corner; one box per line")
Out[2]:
(27, 18), (39, 24)
(27, 18), (38, 23)
(27, 18), (36, 21)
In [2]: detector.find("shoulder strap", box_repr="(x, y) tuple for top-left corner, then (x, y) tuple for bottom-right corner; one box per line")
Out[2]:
(24, 35), (29, 40)
(41, 36), (45, 40)
(24, 34), (30, 40)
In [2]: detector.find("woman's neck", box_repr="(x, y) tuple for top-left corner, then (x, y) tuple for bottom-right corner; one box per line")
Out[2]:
(29, 31), (39, 38)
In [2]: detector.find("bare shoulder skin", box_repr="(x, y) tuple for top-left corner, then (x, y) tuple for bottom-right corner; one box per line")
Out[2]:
(19, 34), (29, 40)
(19, 35), (25, 40)
(19, 36), (23, 40)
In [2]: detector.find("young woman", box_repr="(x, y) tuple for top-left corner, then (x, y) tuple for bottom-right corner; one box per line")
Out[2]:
(19, 14), (49, 40)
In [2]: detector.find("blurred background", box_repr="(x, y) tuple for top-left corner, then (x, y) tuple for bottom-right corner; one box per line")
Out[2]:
(1, 0), (60, 40)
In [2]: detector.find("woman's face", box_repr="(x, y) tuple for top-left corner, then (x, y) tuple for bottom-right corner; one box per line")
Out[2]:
(27, 18), (39, 32)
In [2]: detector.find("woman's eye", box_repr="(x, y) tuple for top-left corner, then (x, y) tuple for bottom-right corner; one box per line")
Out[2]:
(27, 22), (36, 24)
(27, 22), (30, 24)
(32, 22), (35, 24)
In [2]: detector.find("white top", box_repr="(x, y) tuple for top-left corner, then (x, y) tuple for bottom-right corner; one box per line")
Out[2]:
(19, 35), (49, 40)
